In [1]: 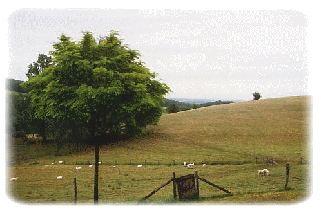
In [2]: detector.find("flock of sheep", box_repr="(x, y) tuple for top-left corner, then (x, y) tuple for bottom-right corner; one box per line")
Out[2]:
(9, 161), (270, 181)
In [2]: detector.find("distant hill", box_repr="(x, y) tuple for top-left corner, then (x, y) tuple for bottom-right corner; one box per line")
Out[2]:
(169, 98), (244, 104)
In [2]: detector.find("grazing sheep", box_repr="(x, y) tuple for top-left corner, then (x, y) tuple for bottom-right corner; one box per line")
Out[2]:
(187, 163), (194, 168)
(10, 177), (18, 181)
(183, 162), (187, 167)
(76, 167), (82, 170)
(258, 170), (265, 176)
(258, 169), (269, 176)
(263, 169), (269, 176)
(58, 161), (64, 164)
(202, 164), (206, 167)
(56, 176), (63, 180)
(89, 164), (93, 168)
(98, 162), (102, 165)
(137, 164), (142, 168)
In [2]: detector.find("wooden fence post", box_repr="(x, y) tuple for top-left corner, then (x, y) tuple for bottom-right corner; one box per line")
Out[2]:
(285, 163), (290, 190)
(172, 172), (177, 199)
(74, 178), (77, 204)
(195, 171), (199, 197)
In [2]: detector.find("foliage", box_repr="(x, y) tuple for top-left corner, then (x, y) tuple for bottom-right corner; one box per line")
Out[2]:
(166, 103), (179, 113)
(6, 91), (34, 136)
(253, 92), (261, 100)
(22, 31), (170, 141)
(26, 54), (52, 79)
(163, 99), (234, 113)
(6, 79), (28, 93)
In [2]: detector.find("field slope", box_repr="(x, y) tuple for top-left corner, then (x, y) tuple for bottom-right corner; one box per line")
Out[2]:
(98, 95), (310, 165)
(8, 96), (311, 203)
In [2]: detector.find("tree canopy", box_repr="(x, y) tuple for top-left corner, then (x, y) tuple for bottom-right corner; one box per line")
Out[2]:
(22, 31), (170, 141)
(253, 92), (262, 100)
(26, 54), (52, 79)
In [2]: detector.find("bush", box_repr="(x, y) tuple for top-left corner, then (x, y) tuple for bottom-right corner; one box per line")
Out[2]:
(253, 92), (261, 100)
(167, 103), (179, 113)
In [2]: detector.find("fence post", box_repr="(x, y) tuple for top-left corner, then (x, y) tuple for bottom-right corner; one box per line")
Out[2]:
(172, 172), (177, 199)
(285, 163), (290, 190)
(74, 178), (77, 204)
(195, 171), (199, 197)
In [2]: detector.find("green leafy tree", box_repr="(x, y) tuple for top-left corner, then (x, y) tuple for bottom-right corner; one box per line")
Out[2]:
(7, 91), (33, 137)
(26, 54), (53, 141)
(26, 54), (52, 79)
(167, 103), (179, 113)
(22, 31), (170, 203)
(253, 92), (262, 100)
(192, 103), (198, 109)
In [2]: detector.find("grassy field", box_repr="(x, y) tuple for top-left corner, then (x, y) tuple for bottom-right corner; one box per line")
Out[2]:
(7, 96), (311, 204)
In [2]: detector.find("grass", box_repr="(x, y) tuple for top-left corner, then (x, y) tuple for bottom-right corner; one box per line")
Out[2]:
(7, 96), (311, 204)
(8, 163), (310, 204)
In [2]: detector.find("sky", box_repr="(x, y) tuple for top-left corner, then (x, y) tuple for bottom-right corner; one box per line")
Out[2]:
(7, 8), (310, 101)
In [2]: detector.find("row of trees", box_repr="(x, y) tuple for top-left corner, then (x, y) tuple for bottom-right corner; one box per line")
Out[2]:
(165, 99), (234, 114)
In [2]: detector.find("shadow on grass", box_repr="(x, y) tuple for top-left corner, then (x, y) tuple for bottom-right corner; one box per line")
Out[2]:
(138, 193), (233, 204)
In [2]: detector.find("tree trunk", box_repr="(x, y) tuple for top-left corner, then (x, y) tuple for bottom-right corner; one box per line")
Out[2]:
(94, 141), (99, 203)
(40, 121), (47, 142)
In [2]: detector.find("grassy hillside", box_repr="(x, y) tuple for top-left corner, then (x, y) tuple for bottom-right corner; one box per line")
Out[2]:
(8, 96), (311, 203)
(96, 95), (310, 165)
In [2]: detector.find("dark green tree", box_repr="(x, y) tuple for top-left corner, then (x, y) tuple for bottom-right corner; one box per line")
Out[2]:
(26, 54), (52, 79)
(167, 103), (179, 113)
(192, 103), (198, 109)
(7, 91), (33, 137)
(253, 92), (262, 100)
(22, 31), (170, 203)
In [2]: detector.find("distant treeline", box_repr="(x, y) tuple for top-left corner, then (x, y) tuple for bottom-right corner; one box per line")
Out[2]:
(163, 98), (234, 113)
(6, 78), (28, 93)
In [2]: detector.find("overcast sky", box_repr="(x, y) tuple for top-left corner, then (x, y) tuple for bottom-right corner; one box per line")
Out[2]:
(7, 9), (309, 100)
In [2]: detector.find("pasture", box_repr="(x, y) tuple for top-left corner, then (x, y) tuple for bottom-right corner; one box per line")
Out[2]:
(7, 96), (311, 203)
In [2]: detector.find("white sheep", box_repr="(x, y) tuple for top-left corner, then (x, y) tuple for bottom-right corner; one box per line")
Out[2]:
(258, 169), (269, 176)
(202, 164), (206, 167)
(183, 162), (187, 167)
(58, 161), (64, 164)
(137, 164), (142, 168)
(263, 169), (269, 176)
(56, 176), (63, 180)
(258, 170), (265, 176)
(187, 163), (194, 168)
(98, 162), (101, 165)
(89, 164), (93, 168)
(10, 177), (18, 181)
(76, 167), (82, 170)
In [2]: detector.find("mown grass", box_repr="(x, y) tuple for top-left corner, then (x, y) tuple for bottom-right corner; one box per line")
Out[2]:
(7, 96), (311, 204)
